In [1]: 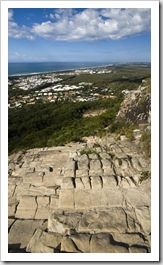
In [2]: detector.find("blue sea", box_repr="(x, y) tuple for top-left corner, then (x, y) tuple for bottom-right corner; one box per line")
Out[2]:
(8, 62), (112, 76)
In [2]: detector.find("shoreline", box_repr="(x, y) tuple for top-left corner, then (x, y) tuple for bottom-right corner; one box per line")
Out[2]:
(8, 63), (113, 78)
(8, 62), (151, 79)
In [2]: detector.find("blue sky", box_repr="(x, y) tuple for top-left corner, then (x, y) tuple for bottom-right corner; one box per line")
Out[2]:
(8, 8), (151, 63)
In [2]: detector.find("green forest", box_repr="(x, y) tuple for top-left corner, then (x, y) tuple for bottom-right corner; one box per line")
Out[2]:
(8, 97), (122, 153)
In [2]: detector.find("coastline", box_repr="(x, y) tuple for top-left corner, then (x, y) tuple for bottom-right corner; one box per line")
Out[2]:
(8, 62), (151, 78)
(8, 63), (114, 78)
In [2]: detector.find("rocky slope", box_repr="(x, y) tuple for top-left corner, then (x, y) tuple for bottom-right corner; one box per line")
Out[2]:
(116, 79), (151, 125)
(8, 135), (151, 253)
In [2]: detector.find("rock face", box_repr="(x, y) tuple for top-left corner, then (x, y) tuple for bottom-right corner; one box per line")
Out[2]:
(116, 82), (151, 125)
(8, 136), (151, 253)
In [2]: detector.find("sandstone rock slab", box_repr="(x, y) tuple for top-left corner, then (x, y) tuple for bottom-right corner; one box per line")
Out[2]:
(61, 236), (81, 253)
(59, 190), (75, 209)
(9, 219), (43, 249)
(135, 206), (151, 235)
(35, 197), (50, 219)
(89, 159), (103, 176)
(77, 154), (89, 170)
(48, 211), (82, 235)
(61, 177), (75, 190)
(90, 176), (102, 190)
(8, 197), (19, 217)
(8, 184), (16, 197)
(111, 232), (146, 247)
(15, 196), (37, 219)
(70, 233), (91, 253)
(124, 189), (150, 207)
(23, 173), (43, 185)
(81, 177), (91, 189)
(75, 178), (85, 189)
(129, 246), (147, 253)
(76, 169), (89, 178)
(50, 196), (59, 211)
(102, 176), (117, 189)
(90, 234), (129, 253)
(78, 208), (127, 233)
(14, 183), (30, 197)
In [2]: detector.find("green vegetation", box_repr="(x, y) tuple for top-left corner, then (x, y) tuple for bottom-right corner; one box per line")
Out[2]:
(8, 97), (122, 154)
(8, 65), (151, 154)
(80, 148), (99, 156)
(80, 148), (102, 161)
(139, 171), (151, 183)
(109, 122), (136, 141)
(62, 65), (150, 90)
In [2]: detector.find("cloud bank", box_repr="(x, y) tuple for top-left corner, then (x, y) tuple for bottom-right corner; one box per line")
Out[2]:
(8, 8), (151, 41)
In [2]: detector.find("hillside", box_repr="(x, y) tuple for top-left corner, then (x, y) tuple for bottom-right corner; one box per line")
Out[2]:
(8, 77), (151, 253)
(8, 64), (151, 154)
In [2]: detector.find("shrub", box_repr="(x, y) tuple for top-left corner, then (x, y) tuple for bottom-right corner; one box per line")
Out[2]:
(139, 171), (150, 183)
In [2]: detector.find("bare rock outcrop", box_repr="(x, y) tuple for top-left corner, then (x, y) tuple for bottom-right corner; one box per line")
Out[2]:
(116, 80), (151, 125)
(8, 136), (150, 253)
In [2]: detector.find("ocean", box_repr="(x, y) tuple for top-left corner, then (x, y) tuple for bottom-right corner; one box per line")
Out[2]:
(8, 62), (112, 76)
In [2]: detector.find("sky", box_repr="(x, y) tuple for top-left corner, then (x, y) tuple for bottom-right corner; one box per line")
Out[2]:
(8, 8), (151, 63)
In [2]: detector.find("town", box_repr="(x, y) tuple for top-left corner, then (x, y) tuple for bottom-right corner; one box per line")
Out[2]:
(8, 67), (116, 108)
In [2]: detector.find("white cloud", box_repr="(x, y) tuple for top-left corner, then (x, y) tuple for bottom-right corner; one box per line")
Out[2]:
(32, 8), (150, 41)
(8, 9), (13, 20)
(49, 13), (55, 19)
(9, 8), (151, 41)
(8, 9), (35, 40)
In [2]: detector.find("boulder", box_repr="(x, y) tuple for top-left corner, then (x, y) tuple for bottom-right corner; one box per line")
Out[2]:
(26, 228), (54, 253)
